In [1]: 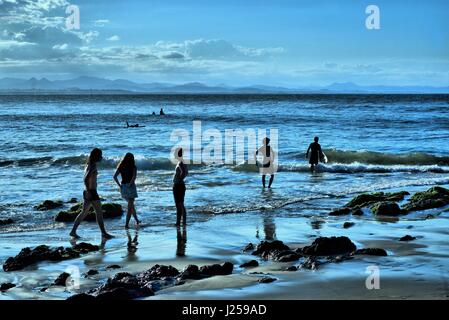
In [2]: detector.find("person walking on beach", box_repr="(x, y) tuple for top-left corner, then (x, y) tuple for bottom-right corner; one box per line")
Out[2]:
(173, 147), (188, 226)
(255, 137), (276, 188)
(70, 148), (113, 239)
(114, 152), (140, 229)
(306, 136), (324, 172)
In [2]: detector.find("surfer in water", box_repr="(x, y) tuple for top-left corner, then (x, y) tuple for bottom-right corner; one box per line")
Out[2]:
(160, 108), (165, 115)
(255, 137), (277, 188)
(306, 136), (324, 172)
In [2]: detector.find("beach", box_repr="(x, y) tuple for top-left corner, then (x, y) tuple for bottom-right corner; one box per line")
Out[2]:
(1, 94), (449, 300)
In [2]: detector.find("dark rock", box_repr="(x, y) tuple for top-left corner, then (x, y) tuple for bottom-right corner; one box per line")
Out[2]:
(343, 222), (355, 228)
(299, 257), (321, 270)
(327, 254), (353, 263)
(199, 262), (233, 277)
(329, 207), (351, 216)
(96, 287), (134, 300)
(252, 240), (290, 256)
(302, 236), (357, 256)
(0, 283), (16, 291)
(0, 218), (14, 226)
(399, 235), (416, 242)
(353, 248), (388, 256)
(106, 264), (121, 270)
(371, 202), (403, 216)
(55, 203), (123, 222)
(178, 264), (201, 280)
(68, 198), (78, 203)
(53, 272), (70, 286)
(35, 200), (63, 211)
(352, 209), (364, 216)
(66, 293), (96, 301)
(40, 287), (48, 292)
(240, 260), (259, 268)
(402, 186), (449, 212)
(85, 269), (99, 276)
(258, 276), (276, 283)
(346, 191), (409, 208)
(286, 266), (297, 271)
(3, 242), (99, 272)
(93, 272), (154, 299)
(270, 250), (301, 262)
(242, 243), (254, 252)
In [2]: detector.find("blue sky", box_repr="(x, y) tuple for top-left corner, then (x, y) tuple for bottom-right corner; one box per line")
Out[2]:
(0, 0), (448, 86)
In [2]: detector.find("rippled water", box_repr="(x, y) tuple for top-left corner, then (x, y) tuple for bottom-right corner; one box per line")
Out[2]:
(1, 94), (449, 233)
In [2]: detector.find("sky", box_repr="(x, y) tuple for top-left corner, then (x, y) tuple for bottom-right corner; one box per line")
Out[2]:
(0, 0), (448, 86)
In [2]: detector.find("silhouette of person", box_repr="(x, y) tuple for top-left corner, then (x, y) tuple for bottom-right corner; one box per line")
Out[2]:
(160, 108), (165, 115)
(306, 136), (324, 172)
(173, 148), (188, 226)
(176, 226), (187, 257)
(255, 137), (276, 188)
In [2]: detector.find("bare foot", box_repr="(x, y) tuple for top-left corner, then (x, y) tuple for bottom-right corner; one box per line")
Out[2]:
(102, 233), (114, 239)
(70, 232), (81, 239)
(124, 225), (129, 230)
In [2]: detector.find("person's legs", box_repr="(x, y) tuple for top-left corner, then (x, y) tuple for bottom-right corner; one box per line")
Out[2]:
(70, 200), (92, 237)
(125, 198), (132, 229)
(91, 200), (113, 238)
(182, 202), (187, 225)
(261, 175), (266, 188)
(175, 202), (182, 226)
(268, 175), (274, 188)
(130, 199), (139, 224)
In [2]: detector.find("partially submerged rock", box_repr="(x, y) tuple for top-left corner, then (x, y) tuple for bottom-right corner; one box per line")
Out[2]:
(329, 207), (351, 216)
(35, 200), (63, 211)
(301, 236), (357, 256)
(353, 248), (387, 256)
(55, 203), (123, 222)
(346, 191), (409, 209)
(371, 202), (403, 216)
(0, 218), (14, 226)
(240, 260), (259, 268)
(85, 269), (99, 277)
(252, 240), (290, 256)
(242, 243), (254, 252)
(399, 235), (416, 242)
(53, 272), (70, 286)
(343, 222), (355, 228)
(258, 276), (276, 283)
(3, 242), (99, 272)
(68, 262), (234, 300)
(0, 283), (16, 291)
(106, 264), (121, 270)
(402, 186), (449, 212)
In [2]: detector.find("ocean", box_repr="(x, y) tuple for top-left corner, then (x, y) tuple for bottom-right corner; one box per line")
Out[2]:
(1, 94), (449, 234)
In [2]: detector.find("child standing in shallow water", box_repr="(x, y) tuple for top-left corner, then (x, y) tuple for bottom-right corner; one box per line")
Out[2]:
(114, 153), (140, 229)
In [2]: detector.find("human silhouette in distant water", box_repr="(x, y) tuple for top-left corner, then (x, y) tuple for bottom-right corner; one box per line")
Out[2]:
(306, 136), (324, 172)
(173, 148), (188, 226)
(254, 137), (276, 188)
(176, 226), (187, 257)
(70, 148), (113, 239)
(114, 152), (140, 229)
(126, 121), (142, 128)
(152, 112), (156, 115)
(160, 108), (165, 115)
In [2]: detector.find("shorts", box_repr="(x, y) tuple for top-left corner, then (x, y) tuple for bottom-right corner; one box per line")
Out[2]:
(121, 183), (138, 199)
(83, 189), (100, 201)
(173, 183), (186, 203)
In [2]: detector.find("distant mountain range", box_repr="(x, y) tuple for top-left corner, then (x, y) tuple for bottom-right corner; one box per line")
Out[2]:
(0, 77), (448, 94)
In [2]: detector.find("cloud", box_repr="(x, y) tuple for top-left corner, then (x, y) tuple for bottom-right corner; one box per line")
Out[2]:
(162, 52), (185, 59)
(94, 19), (109, 27)
(107, 35), (120, 41)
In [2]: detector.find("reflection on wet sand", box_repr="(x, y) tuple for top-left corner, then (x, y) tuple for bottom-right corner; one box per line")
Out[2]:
(176, 226), (187, 257)
(126, 230), (139, 262)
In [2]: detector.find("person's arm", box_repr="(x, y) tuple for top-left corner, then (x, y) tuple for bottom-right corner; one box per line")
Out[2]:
(130, 167), (137, 184)
(306, 144), (311, 158)
(113, 169), (121, 188)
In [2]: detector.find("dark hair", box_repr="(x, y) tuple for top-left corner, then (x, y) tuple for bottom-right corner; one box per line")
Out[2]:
(264, 137), (270, 145)
(87, 148), (102, 165)
(177, 148), (183, 158)
(118, 152), (136, 171)
(314, 136), (319, 142)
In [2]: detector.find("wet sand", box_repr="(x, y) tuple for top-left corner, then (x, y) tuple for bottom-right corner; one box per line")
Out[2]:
(1, 187), (449, 300)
